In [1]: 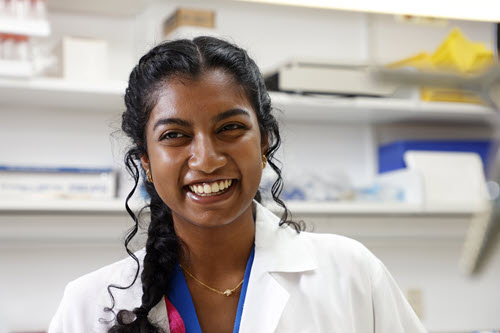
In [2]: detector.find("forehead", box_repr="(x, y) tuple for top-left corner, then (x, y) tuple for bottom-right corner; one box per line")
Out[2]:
(149, 69), (255, 123)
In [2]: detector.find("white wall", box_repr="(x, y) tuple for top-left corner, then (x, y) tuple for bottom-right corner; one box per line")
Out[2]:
(1, 0), (499, 331)
(374, 238), (500, 332)
(0, 242), (126, 331)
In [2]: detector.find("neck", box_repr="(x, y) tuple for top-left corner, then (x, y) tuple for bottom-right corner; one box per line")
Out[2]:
(174, 203), (256, 282)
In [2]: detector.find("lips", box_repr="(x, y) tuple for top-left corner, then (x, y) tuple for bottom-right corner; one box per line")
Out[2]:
(185, 179), (238, 204)
(188, 179), (233, 196)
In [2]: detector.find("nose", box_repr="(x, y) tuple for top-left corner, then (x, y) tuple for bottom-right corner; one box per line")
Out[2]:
(188, 134), (227, 173)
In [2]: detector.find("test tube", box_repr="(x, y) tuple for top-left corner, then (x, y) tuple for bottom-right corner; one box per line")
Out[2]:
(16, 35), (29, 61)
(3, 34), (15, 59)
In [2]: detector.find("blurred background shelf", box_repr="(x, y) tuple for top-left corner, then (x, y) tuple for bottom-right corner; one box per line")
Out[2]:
(0, 198), (481, 215)
(0, 199), (477, 245)
(0, 78), (497, 122)
(0, 198), (130, 213)
(0, 77), (126, 111)
(0, 18), (50, 36)
(0, 60), (33, 77)
(272, 92), (499, 124)
(47, 0), (153, 17)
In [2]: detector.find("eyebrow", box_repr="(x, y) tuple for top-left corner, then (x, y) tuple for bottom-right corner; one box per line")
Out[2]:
(213, 108), (251, 123)
(152, 108), (251, 131)
(153, 118), (191, 131)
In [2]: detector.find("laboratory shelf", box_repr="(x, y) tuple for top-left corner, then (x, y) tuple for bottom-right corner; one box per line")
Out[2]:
(0, 199), (148, 244)
(0, 198), (480, 215)
(0, 77), (498, 124)
(47, 0), (152, 17)
(0, 77), (126, 111)
(0, 18), (50, 36)
(0, 198), (144, 213)
(279, 201), (493, 274)
(271, 92), (499, 124)
(0, 198), (490, 273)
(280, 200), (481, 215)
(0, 59), (32, 77)
(0, 199), (473, 241)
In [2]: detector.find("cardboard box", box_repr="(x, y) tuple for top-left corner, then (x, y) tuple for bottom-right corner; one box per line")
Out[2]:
(163, 8), (215, 38)
(378, 140), (495, 176)
(265, 60), (399, 97)
(57, 36), (108, 81)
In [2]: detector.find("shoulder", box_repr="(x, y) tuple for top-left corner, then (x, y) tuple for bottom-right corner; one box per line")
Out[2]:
(300, 231), (374, 258)
(255, 201), (382, 278)
(67, 248), (144, 298)
(50, 249), (145, 332)
(299, 231), (383, 279)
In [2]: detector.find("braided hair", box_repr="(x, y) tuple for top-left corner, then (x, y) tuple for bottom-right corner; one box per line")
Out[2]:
(107, 36), (303, 332)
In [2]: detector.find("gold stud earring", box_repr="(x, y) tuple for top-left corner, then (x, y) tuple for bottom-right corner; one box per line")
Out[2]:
(262, 155), (267, 169)
(146, 169), (153, 183)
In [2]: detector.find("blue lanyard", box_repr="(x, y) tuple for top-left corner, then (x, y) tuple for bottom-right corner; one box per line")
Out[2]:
(168, 246), (255, 333)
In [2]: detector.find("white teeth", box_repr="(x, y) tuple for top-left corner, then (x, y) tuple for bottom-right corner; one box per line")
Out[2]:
(189, 180), (234, 196)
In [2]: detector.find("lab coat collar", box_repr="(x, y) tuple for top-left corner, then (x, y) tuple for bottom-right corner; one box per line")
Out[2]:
(149, 200), (318, 333)
(253, 200), (318, 273)
(238, 200), (317, 333)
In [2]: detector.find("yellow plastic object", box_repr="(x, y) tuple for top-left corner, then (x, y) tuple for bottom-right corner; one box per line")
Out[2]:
(387, 28), (495, 103)
(420, 87), (484, 103)
(431, 29), (494, 73)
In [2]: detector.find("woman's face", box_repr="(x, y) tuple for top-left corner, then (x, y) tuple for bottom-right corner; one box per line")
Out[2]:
(141, 69), (268, 228)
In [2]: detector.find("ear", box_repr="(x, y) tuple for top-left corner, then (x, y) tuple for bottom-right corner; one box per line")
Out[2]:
(140, 153), (150, 172)
(261, 133), (270, 156)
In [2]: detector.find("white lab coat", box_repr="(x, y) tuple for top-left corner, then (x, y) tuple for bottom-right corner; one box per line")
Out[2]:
(49, 201), (427, 333)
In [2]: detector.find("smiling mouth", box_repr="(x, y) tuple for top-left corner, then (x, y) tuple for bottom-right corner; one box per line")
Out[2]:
(187, 179), (236, 197)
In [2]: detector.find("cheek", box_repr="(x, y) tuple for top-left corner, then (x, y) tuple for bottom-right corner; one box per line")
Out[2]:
(236, 137), (264, 185)
(149, 147), (184, 189)
(150, 149), (172, 174)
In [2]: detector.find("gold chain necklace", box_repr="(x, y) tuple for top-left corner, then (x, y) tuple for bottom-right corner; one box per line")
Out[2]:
(179, 264), (244, 297)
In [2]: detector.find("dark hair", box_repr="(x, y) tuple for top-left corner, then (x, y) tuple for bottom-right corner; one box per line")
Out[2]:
(107, 36), (303, 332)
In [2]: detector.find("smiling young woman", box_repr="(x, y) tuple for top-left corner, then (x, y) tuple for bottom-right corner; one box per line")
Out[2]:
(48, 37), (427, 333)
(142, 69), (266, 230)
(139, 69), (266, 333)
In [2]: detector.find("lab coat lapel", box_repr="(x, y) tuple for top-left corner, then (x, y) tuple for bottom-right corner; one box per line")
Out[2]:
(239, 201), (317, 333)
(118, 249), (171, 332)
(149, 296), (170, 332)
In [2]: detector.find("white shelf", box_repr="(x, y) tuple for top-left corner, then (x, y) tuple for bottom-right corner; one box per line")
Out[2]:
(0, 59), (33, 77)
(0, 199), (473, 242)
(279, 201), (490, 275)
(0, 18), (50, 36)
(281, 201), (481, 215)
(47, 0), (153, 17)
(0, 198), (487, 274)
(0, 198), (144, 213)
(271, 92), (499, 124)
(0, 77), (126, 111)
(0, 78), (496, 122)
(0, 198), (481, 215)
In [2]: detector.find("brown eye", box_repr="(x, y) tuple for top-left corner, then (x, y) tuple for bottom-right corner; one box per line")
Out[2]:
(220, 123), (244, 131)
(161, 132), (185, 140)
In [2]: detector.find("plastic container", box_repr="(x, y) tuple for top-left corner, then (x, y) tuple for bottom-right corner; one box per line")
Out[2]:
(15, 34), (29, 60)
(2, 34), (15, 59)
(378, 140), (496, 175)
